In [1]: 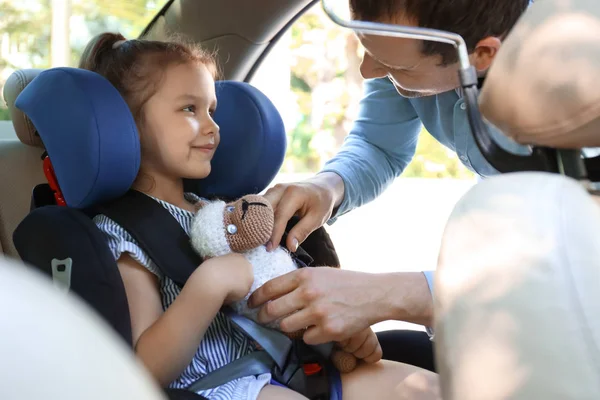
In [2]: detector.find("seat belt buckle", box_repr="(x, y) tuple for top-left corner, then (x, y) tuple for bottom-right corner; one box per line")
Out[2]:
(42, 155), (66, 206)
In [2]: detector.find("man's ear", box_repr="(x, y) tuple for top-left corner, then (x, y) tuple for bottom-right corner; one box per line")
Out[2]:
(472, 36), (502, 73)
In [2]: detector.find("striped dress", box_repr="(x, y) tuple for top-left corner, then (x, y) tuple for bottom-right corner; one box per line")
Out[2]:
(94, 192), (272, 400)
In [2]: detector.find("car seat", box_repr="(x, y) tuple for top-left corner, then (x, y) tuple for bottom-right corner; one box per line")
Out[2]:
(8, 67), (340, 400)
(434, 0), (600, 398)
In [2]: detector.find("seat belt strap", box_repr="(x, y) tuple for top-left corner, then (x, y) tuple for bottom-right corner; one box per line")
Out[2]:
(187, 351), (275, 392)
(94, 189), (202, 287)
(223, 307), (292, 370)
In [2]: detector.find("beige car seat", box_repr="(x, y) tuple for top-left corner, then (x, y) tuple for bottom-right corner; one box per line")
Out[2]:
(435, 0), (600, 398)
(1, 69), (46, 258)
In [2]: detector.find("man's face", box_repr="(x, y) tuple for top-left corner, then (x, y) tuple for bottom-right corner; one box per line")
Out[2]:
(356, 14), (463, 98)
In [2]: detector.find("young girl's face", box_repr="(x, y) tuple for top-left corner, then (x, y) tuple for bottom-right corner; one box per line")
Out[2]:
(139, 62), (219, 180)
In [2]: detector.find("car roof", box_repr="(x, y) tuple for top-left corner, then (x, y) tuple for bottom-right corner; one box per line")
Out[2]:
(142, 0), (316, 81)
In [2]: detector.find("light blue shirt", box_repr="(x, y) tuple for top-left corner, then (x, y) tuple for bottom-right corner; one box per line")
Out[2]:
(321, 77), (530, 298)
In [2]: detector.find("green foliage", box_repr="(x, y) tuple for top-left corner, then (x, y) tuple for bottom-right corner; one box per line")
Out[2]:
(0, 0), (52, 69)
(285, 117), (320, 173)
(0, 106), (11, 121)
(0, 0), (164, 120)
(72, 0), (158, 38)
(290, 72), (311, 93)
(403, 128), (475, 179)
(0, 0), (160, 70)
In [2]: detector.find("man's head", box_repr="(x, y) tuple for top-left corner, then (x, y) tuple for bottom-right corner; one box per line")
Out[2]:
(350, 0), (530, 97)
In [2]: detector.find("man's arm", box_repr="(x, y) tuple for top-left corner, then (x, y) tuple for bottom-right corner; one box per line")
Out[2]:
(321, 77), (422, 221)
(249, 268), (434, 345)
(375, 271), (434, 328)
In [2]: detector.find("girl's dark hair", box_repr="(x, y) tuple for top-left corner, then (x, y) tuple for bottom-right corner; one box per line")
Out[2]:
(79, 32), (218, 123)
(349, 0), (530, 65)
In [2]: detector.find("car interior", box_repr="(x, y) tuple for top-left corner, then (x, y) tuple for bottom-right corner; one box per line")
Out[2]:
(0, 0), (318, 259)
(1, 0), (600, 398)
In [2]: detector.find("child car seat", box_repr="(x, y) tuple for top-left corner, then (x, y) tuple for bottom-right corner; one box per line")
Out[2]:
(11, 67), (341, 400)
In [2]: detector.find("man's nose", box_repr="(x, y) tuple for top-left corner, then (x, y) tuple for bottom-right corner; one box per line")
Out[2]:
(359, 54), (386, 79)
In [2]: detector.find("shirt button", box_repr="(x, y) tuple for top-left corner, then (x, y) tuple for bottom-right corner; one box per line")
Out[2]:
(460, 103), (467, 110)
(460, 155), (467, 161)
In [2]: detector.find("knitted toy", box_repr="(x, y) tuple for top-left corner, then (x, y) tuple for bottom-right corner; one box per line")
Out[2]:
(190, 194), (357, 374)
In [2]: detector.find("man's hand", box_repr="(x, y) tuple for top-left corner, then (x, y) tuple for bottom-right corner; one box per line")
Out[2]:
(248, 267), (387, 344)
(338, 327), (382, 364)
(263, 172), (345, 252)
(249, 268), (434, 345)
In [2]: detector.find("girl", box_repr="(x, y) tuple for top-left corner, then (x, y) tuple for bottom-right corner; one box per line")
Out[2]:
(83, 32), (440, 400)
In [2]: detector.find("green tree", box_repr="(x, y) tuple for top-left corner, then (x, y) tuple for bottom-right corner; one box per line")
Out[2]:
(0, 0), (52, 120)
(403, 128), (474, 179)
(69, 0), (159, 65)
(0, 0), (52, 71)
(0, 0), (160, 121)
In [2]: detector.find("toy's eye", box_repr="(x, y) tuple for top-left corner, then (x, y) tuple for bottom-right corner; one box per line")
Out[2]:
(226, 224), (238, 234)
(226, 206), (235, 213)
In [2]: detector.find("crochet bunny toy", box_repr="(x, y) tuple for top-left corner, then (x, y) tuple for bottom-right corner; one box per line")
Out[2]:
(190, 194), (357, 374)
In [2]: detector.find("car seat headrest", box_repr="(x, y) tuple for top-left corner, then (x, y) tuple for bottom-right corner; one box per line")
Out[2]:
(184, 80), (286, 199)
(3, 69), (45, 148)
(15, 67), (286, 208)
(15, 68), (140, 208)
(479, 0), (600, 149)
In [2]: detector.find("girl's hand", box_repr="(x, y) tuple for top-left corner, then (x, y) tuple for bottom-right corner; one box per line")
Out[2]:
(338, 327), (382, 364)
(199, 253), (254, 304)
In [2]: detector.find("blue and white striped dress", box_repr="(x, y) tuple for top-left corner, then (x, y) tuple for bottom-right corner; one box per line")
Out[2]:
(94, 192), (272, 400)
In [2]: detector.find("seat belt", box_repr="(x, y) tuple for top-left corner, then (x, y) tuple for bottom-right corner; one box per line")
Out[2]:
(94, 190), (201, 287)
(95, 189), (295, 366)
(93, 190), (333, 399)
(188, 351), (274, 392)
(224, 308), (292, 370)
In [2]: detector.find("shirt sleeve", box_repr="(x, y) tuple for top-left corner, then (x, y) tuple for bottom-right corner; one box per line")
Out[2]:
(320, 77), (422, 222)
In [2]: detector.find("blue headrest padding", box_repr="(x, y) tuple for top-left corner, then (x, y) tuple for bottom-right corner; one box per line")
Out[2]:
(16, 68), (286, 207)
(15, 68), (140, 208)
(185, 81), (286, 199)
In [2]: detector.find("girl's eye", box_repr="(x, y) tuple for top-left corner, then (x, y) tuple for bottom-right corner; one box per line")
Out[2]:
(209, 108), (216, 116)
(183, 105), (196, 113)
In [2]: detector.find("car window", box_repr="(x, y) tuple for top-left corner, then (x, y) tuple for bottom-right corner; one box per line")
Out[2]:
(0, 0), (169, 121)
(250, 3), (476, 333)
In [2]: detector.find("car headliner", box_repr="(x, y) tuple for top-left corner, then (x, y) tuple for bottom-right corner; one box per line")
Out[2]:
(142, 0), (317, 82)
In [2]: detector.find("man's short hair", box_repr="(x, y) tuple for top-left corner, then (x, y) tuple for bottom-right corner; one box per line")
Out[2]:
(349, 0), (530, 65)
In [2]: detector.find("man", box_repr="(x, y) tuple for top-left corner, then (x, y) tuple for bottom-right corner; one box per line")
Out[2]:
(248, 0), (531, 368)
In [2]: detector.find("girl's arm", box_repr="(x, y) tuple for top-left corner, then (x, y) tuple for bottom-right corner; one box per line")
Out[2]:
(118, 252), (253, 387)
